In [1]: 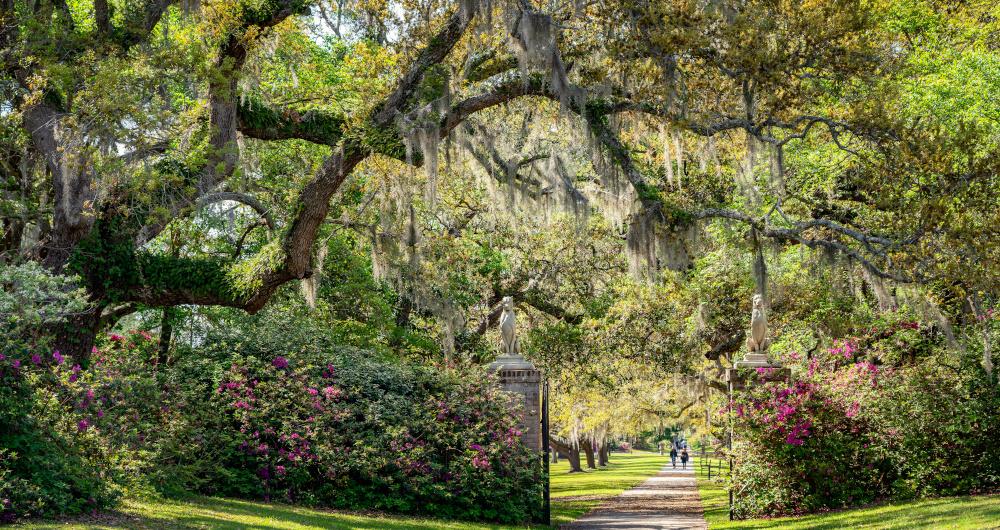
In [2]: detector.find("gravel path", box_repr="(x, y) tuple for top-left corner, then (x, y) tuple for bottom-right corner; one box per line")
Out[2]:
(562, 460), (708, 529)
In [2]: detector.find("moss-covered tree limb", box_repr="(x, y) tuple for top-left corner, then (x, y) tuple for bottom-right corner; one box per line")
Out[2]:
(237, 99), (346, 146)
(256, 4), (477, 310)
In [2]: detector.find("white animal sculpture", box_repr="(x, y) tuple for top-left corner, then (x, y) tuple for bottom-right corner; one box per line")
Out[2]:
(745, 293), (770, 353)
(499, 296), (520, 355)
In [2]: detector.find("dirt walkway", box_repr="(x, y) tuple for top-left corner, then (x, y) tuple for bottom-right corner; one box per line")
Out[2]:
(562, 459), (708, 529)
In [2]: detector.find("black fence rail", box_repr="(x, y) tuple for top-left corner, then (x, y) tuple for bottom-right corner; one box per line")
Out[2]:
(695, 450), (731, 481)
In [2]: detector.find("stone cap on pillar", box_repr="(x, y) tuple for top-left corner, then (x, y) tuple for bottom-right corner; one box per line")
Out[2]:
(734, 352), (778, 369)
(488, 354), (537, 372)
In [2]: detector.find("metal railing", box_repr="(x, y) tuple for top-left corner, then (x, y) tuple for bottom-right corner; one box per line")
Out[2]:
(695, 449), (731, 481)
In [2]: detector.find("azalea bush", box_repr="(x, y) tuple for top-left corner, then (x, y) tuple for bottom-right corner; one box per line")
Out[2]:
(192, 349), (542, 522)
(0, 329), (175, 522)
(729, 314), (1000, 518)
(0, 263), (114, 523)
(1, 319), (542, 524)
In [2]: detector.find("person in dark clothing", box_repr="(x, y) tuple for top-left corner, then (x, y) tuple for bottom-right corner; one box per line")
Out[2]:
(680, 448), (689, 469)
(670, 446), (678, 468)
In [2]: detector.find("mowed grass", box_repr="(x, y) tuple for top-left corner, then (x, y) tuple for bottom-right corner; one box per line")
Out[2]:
(549, 450), (668, 526)
(17, 451), (668, 529)
(695, 458), (1000, 529)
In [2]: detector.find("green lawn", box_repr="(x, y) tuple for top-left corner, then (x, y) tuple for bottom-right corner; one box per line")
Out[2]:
(549, 450), (668, 526)
(695, 460), (1000, 529)
(18, 451), (668, 529)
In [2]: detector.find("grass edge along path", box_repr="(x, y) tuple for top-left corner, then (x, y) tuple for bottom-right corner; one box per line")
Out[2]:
(549, 450), (669, 526)
(695, 459), (1000, 529)
(16, 451), (669, 529)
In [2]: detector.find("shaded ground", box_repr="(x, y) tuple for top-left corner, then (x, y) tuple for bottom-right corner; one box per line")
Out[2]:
(15, 452), (670, 529)
(563, 461), (707, 529)
(695, 462), (1000, 530)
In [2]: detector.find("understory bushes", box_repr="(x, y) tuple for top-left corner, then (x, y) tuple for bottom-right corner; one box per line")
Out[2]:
(728, 313), (1000, 518)
(0, 320), (542, 524)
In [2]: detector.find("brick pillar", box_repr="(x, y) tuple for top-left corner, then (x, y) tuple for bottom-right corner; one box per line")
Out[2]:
(489, 359), (542, 452)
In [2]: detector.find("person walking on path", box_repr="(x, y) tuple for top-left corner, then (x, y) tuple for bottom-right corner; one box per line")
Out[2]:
(670, 445), (678, 468)
(681, 447), (689, 469)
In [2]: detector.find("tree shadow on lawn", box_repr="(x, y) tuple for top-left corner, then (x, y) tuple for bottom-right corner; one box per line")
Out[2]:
(722, 495), (1000, 529)
(20, 496), (529, 530)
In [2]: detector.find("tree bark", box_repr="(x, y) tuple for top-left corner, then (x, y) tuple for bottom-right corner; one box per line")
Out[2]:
(54, 306), (102, 367)
(550, 436), (581, 473)
(598, 440), (609, 467)
(581, 439), (597, 469)
(158, 307), (175, 366)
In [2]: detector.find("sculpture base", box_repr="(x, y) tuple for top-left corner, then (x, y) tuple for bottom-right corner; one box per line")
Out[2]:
(488, 355), (542, 452)
(726, 365), (790, 389)
(734, 353), (773, 368)
(489, 354), (536, 371)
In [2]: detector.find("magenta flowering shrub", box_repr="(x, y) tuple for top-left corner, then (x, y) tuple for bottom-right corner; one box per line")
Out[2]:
(201, 351), (542, 522)
(731, 352), (890, 516)
(2, 330), (543, 524)
(729, 318), (1000, 518)
(0, 329), (163, 522)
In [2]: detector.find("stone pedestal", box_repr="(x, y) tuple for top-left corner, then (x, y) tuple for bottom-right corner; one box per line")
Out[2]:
(489, 355), (542, 452)
(734, 352), (771, 368)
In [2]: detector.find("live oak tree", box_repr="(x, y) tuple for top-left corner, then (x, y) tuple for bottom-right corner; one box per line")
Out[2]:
(1, 0), (997, 360)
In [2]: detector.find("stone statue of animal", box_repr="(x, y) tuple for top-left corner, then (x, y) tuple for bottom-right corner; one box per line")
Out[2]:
(745, 293), (770, 352)
(499, 296), (519, 355)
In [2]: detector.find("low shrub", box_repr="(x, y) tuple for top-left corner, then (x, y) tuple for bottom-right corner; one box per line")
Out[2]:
(728, 315), (1000, 518)
(1, 328), (542, 524)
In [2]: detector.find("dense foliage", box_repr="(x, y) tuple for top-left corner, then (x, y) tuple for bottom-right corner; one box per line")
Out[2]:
(727, 314), (1000, 518)
(0, 280), (541, 523)
(3, 0), (1000, 525)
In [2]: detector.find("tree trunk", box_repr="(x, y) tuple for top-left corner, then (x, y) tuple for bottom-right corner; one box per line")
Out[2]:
(581, 439), (596, 469)
(0, 218), (24, 262)
(551, 436), (581, 473)
(158, 307), (175, 365)
(598, 440), (609, 467)
(52, 306), (102, 367)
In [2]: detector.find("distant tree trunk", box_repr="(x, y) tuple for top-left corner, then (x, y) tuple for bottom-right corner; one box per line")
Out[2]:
(581, 439), (596, 469)
(52, 306), (103, 368)
(390, 294), (413, 348)
(551, 437), (581, 472)
(0, 218), (24, 262)
(395, 294), (413, 328)
(551, 448), (558, 463)
(158, 307), (175, 365)
(598, 440), (609, 467)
